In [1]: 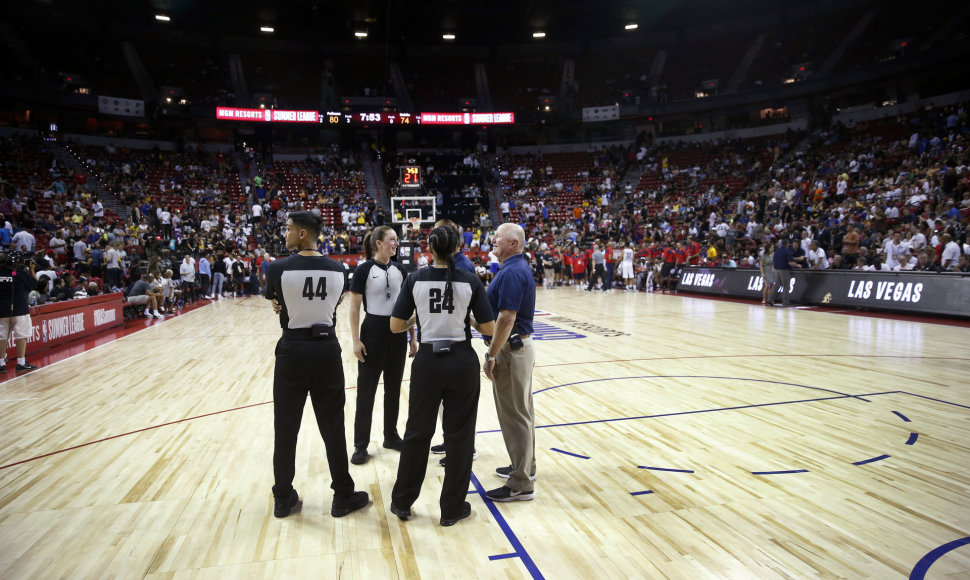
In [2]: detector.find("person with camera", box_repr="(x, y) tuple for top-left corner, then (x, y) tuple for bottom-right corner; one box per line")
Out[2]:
(482, 223), (537, 502)
(0, 251), (39, 373)
(263, 211), (369, 519)
(387, 225), (495, 527)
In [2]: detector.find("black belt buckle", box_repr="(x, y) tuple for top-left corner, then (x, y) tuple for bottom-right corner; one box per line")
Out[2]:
(311, 324), (332, 338)
(432, 340), (452, 354)
(508, 333), (524, 351)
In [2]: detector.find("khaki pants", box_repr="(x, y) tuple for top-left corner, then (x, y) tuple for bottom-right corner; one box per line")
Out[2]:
(492, 337), (536, 492)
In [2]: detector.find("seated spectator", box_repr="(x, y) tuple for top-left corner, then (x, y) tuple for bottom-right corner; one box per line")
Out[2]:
(127, 272), (164, 318)
(49, 277), (72, 302)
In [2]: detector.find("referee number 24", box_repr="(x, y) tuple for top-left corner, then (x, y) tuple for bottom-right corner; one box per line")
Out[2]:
(428, 288), (454, 313)
(302, 276), (328, 300)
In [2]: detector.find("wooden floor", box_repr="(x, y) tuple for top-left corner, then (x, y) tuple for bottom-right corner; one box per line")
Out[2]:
(1, 288), (968, 579)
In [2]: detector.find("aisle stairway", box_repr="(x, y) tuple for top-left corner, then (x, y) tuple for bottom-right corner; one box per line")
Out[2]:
(50, 142), (129, 220)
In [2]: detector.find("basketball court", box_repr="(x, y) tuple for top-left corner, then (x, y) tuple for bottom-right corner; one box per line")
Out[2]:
(0, 289), (967, 579)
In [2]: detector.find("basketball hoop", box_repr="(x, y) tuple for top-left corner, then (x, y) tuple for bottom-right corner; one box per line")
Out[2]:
(408, 217), (421, 232)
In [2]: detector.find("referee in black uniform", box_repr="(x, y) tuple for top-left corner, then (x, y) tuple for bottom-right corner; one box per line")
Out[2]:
(348, 225), (417, 465)
(263, 211), (369, 519)
(387, 225), (495, 527)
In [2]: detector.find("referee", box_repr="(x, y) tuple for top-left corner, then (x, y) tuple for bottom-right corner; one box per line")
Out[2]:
(349, 226), (416, 465)
(263, 211), (369, 519)
(429, 219), (477, 464)
(388, 225), (495, 527)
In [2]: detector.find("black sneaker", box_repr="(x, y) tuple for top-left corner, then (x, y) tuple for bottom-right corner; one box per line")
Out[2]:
(331, 491), (369, 517)
(0, 364), (6, 373)
(430, 443), (446, 454)
(440, 502), (472, 527)
(485, 485), (535, 502)
(350, 447), (369, 465)
(16, 362), (37, 372)
(382, 437), (403, 451)
(495, 465), (537, 480)
(439, 450), (477, 466)
(274, 489), (301, 518)
(389, 503), (411, 521)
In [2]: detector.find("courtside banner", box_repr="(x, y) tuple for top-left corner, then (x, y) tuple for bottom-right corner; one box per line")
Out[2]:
(677, 268), (970, 317)
(9, 293), (125, 358)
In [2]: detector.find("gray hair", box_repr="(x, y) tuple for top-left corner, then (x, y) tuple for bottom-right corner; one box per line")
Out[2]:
(498, 223), (526, 253)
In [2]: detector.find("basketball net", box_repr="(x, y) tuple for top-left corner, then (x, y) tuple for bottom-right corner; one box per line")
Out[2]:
(408, 217), (421, 234)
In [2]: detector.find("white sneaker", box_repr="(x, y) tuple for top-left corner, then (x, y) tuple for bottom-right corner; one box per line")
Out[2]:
(153, 312), (165, 319)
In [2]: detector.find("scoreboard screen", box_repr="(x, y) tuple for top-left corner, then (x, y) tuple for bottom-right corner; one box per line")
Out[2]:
(400, 166), (422, 188)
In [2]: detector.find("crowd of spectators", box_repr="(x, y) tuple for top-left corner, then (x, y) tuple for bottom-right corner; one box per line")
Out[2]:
(0, 99), (966, 322)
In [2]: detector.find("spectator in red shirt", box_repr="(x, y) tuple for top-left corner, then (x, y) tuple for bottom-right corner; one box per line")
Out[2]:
(569, 246), (587, 289)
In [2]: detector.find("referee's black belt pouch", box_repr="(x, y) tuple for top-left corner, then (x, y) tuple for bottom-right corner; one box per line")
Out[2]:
(311, 324), (332, 338)
(283, 325), (333, 339)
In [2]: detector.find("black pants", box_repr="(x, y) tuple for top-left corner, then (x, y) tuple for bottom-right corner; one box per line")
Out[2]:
(392, 341), (480, 520)
(353, 314), (407, 448)
(272, 335), (355, 499)
(106, 268), (121, 289)
(198, 273), (210, 296)
(587, 264), (606, 291)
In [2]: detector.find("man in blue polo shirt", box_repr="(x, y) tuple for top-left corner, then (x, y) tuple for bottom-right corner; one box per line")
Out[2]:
(482, 223), (537, 502)
(771, 238), (798, 306)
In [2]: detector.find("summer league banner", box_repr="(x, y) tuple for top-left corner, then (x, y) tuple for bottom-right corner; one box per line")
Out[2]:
(677, 268), (970, 318)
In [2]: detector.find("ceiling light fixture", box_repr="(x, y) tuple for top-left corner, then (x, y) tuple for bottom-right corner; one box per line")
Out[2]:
(533, 32), (546, 38)
(442, 34), (456, 40)
(155, 15), (170, 22)
(355, 31), (368, 38)
(625, 24), (638, 30)
(260, 26), (274, 33)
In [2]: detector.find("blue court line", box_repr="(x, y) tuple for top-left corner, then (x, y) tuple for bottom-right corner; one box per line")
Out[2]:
(853, 454), (891, 466)
(630, 490), (655, 496)
(478, 392), (884, 434)
(751, 469), (809, 475)
(533, 375), (866, 401)
(489, 553), (520, 561)
(906, 432), (919, 445)
(899, 392), (970, 411)
(551, 447), (589, 459)
(638, 466), (695, 474)
(894, 411), (912, 422)
(910, 537), (970, 579)
(469, 471), (545, 580)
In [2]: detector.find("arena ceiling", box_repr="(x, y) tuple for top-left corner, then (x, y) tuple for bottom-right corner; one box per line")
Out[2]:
(17, 0), (829, 45)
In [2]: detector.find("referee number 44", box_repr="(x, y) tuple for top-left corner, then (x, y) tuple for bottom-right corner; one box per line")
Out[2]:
(302, 276), (328, 300)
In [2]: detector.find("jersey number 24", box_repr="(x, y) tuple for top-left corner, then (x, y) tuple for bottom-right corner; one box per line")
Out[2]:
(428, 288), (455, 313)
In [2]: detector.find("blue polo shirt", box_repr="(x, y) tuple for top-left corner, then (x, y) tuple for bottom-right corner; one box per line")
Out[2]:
(454, 251), (475, 273)
(773, 245), (794, 270)
(486, 252), (535, 335)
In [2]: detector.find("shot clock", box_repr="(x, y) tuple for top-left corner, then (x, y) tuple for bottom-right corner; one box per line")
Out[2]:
(399, 166), (422, 188)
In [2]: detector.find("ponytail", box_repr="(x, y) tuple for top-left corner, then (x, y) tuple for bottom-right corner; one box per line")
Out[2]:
(364, 225), (395, 261)
(429, 225), (459, 307)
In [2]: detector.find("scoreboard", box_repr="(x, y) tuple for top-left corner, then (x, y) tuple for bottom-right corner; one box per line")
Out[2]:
(399, 166), (422, 188)
(323, 112), (416, 125)
(217, 107), (515, 126)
